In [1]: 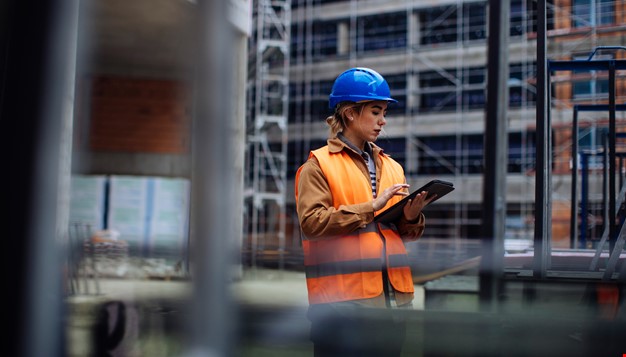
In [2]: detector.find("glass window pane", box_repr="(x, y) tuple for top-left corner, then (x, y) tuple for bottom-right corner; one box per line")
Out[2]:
(420, 6), (458, 45)
(357, 12), (407, 52)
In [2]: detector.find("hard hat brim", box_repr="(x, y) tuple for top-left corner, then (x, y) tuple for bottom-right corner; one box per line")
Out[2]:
(329, 95), (398, 109)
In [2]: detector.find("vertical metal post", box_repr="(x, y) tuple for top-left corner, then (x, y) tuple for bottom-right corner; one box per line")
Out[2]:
(1, 0), (79, 356)
(608, 61), (617, 252)
(616, 155), (624, 191)
(188, 0), (237, 355)
(581, 154), (589, 247)
(480, 0), (509, 308)
(534, 0), (551, 278)
(603, 137), (609, 241)
(570, 107), (579, 248)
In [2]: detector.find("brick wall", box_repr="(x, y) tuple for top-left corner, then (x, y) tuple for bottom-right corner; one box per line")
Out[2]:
(89, 76), (190, 154)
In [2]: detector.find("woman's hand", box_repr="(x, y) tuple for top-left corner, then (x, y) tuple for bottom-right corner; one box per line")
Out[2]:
(373, 184), (409, 211)
(403, 191), (436, 222)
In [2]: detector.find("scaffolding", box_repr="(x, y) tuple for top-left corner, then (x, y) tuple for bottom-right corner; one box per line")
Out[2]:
(246, 1), (626, 269)
(287, 0), (539, 244)
(404, 0), (537, 241)
(245, 0), (291, 269)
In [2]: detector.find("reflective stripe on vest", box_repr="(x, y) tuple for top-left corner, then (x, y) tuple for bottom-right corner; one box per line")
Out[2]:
(295, 146), (414, 304)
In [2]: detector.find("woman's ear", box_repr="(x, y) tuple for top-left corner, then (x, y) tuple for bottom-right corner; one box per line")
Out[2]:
(345, 107), (355, 122)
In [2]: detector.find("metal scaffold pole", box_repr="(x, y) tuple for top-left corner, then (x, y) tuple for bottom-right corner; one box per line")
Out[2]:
(246, 0), (291, 270)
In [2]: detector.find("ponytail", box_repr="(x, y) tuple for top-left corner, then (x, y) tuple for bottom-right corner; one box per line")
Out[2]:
(325, 102), (366, 138)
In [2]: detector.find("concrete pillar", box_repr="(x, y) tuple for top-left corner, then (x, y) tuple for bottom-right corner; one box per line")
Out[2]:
(187, 0), (245, 355)
(229, 0), (251, 279)
(338, 21), (350, 55)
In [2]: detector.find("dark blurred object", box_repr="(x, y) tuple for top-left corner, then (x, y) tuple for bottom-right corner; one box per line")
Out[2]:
(93, 301), (134, 357)
(307, 304), (407, 357)
(1, 0), (78, 356)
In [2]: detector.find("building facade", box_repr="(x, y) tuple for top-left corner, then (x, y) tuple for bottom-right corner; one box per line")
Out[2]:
(246, 0), (626, 265)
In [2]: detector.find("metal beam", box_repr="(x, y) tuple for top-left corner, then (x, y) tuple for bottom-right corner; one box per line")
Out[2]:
(534, 0), (551, 279)
(480, 0), (509, 308)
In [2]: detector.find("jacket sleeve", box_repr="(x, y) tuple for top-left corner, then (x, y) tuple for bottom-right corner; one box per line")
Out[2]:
(296, 158), (375, 240)
(395, 212), (426, 242)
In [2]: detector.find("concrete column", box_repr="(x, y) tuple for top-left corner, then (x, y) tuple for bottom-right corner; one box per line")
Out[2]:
(187, 0), (242, 355)
(338, 21), (350, 55)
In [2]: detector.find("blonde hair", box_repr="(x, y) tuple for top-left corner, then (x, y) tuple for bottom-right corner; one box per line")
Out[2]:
(325, 102), (366, 138)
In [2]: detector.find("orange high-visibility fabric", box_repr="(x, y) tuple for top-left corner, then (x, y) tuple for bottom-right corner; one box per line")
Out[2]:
(295, 146), (414, 304)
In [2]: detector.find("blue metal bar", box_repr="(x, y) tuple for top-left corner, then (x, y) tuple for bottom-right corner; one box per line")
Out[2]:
(549, 59), (626, 71)
(581, 153), (589, 247)
(586, 46), (626, 61)
(570, 104), (626, 252)
(570, 107), (579, 249)
(574, 104), (626, 112)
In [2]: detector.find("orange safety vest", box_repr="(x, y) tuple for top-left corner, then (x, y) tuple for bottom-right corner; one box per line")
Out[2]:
(295, 146), (414, 305)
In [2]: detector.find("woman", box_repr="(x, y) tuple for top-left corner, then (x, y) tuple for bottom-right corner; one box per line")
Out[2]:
(295, 67), (433, 356)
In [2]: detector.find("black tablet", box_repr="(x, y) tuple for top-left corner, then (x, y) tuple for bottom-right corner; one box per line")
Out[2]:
(374, 179), (454, 224)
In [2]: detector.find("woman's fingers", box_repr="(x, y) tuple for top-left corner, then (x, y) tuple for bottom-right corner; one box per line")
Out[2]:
(385, 184), (409, 199)
(373, 184), (409, 211)
(403, 191), (433, 220)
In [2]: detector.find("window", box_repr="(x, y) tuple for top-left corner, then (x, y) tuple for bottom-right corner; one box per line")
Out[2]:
(419, 62), (536, 112)
(420, 6), (458, 45)
(571, 51), (612, 100)
(572, 0), (614, 28)
(357, 12), (407, 52)
(385, 73), (407, 115)
(419, 67), (486, 112)
(463, 66), (485, 108)
(578, 126), (608, 150)
(288, 98), (331, 124)
(509, 62), (537, 107)
(510, 0), (538, 37)
(419, 70), (459, 112)
(572, 79), (609, 99)
(312, 20), (338, 58)
(509, 132), (536, 173)
(290, 23), (304, 60)
(415, 132), (536, 175)
(287, 139), (327, 178)
(376, 138), (406, 168)
(464, 2), (486, 41)
(288, 79), (334, 124)
(420, 3), (488, 45)
(417, 135), (482, 175)
(577, 126), (609, 169)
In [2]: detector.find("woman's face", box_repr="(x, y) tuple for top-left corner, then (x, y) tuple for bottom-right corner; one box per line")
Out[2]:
(345, 100), (388, 146)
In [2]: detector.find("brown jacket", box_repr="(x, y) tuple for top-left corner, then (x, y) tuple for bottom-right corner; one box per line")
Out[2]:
(296, 137), (425, 307)
(296, 137), (426, 241)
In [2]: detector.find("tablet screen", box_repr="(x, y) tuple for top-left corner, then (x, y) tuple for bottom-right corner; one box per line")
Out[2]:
(374, 180), (454, 224)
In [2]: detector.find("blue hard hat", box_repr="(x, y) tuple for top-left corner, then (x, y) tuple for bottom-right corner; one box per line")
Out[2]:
(328, 67), (397, 109)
